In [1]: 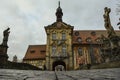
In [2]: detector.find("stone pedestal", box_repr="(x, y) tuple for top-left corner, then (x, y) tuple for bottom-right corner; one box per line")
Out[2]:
(0, 45), (8, 64)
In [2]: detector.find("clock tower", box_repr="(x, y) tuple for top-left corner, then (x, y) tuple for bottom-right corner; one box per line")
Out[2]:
(45, 1), (74, 70)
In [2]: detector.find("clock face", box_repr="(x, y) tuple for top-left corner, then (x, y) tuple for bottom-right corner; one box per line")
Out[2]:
(57, 22), (61, 28)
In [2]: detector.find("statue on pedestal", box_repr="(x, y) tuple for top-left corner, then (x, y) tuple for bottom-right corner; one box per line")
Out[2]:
(1, 27), (10, 46)
(102, 7), (120, 62)
(101, 34), (110, 49)
(103, 7), (116, 38)
(0, 28), (10, 64)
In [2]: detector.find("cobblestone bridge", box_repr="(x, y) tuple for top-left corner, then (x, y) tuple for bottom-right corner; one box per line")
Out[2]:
(0, 68), (119, 80)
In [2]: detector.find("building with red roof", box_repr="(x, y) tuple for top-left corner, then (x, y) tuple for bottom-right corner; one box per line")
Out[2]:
(23, 2), (120, 70)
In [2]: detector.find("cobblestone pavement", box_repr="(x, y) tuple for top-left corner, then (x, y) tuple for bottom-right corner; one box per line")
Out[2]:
(0, 68), (120, 80)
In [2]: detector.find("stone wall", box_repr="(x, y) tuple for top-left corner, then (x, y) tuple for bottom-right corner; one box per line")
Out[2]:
(0, 61), (41, 70)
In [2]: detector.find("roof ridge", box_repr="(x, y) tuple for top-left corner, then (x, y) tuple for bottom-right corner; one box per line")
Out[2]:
(73, 30), (120, 31)
(29, 44), (46, 46)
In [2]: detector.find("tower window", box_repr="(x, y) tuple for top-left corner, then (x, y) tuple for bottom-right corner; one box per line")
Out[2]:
(52, 46), (56, 54)
(62, 33), (66, 40)
(52, 33), (56, 40)
(62, 45), (66, 53)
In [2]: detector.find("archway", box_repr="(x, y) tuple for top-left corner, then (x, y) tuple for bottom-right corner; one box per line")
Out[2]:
(52, 60), (66, 71)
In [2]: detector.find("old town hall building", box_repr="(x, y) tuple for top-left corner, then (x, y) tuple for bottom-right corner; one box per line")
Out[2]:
(23, 2), (120, 70)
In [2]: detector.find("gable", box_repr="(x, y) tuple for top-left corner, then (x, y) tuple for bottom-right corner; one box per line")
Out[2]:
(23, 45), (46, 60)
(45, 22), (74, 30)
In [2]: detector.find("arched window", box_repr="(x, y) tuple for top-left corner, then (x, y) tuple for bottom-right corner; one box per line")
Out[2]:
(78, 47), (82, 56)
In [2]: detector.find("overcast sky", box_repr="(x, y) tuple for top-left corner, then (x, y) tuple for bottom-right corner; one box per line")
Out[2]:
(0, 0), (119, 61)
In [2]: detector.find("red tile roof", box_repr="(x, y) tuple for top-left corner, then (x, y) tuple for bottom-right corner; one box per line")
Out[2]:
(73, 30), (120, 44)
(23, 30), (120, 60)
(23, 45), (46, 60)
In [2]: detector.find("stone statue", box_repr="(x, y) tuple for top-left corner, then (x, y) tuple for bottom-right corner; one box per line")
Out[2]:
(101, 7), (120, 62)
(101, 34), (111, 49)
(1, 27), (10, 46)
(101, 34), (107, 41)
(103, 7), (116, 38)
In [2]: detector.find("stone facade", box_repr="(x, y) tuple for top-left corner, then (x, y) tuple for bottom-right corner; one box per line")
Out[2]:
(44, 2), (75, 70)
(23, 3), (120, 70)
(23, 59), (46, 69)
(45, 22), (74, 70)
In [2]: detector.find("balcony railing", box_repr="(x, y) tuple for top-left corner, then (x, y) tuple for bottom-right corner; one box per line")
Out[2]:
(51, 52), (68, 58)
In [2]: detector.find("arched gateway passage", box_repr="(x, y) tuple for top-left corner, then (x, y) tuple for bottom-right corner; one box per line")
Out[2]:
(52, 60), (66, 71)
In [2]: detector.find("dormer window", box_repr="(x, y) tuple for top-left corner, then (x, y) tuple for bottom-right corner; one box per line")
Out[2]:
(30, 50), (35, 53)
(86, 37), (92, 43)
(96, 38), (102, 43)
(74, 31), (79, 36)
(77, 37), (82, 43)
(91, 31), (96, 36)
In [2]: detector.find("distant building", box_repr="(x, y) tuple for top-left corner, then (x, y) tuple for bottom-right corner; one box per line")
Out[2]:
(23, 2), (120, 70)
(13, 55), (17, 62)
(23, 45), (46, 69)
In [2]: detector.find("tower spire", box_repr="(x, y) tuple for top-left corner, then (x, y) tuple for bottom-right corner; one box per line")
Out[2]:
(58, 1), (60, 7)
(56, 1), (63, 22)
